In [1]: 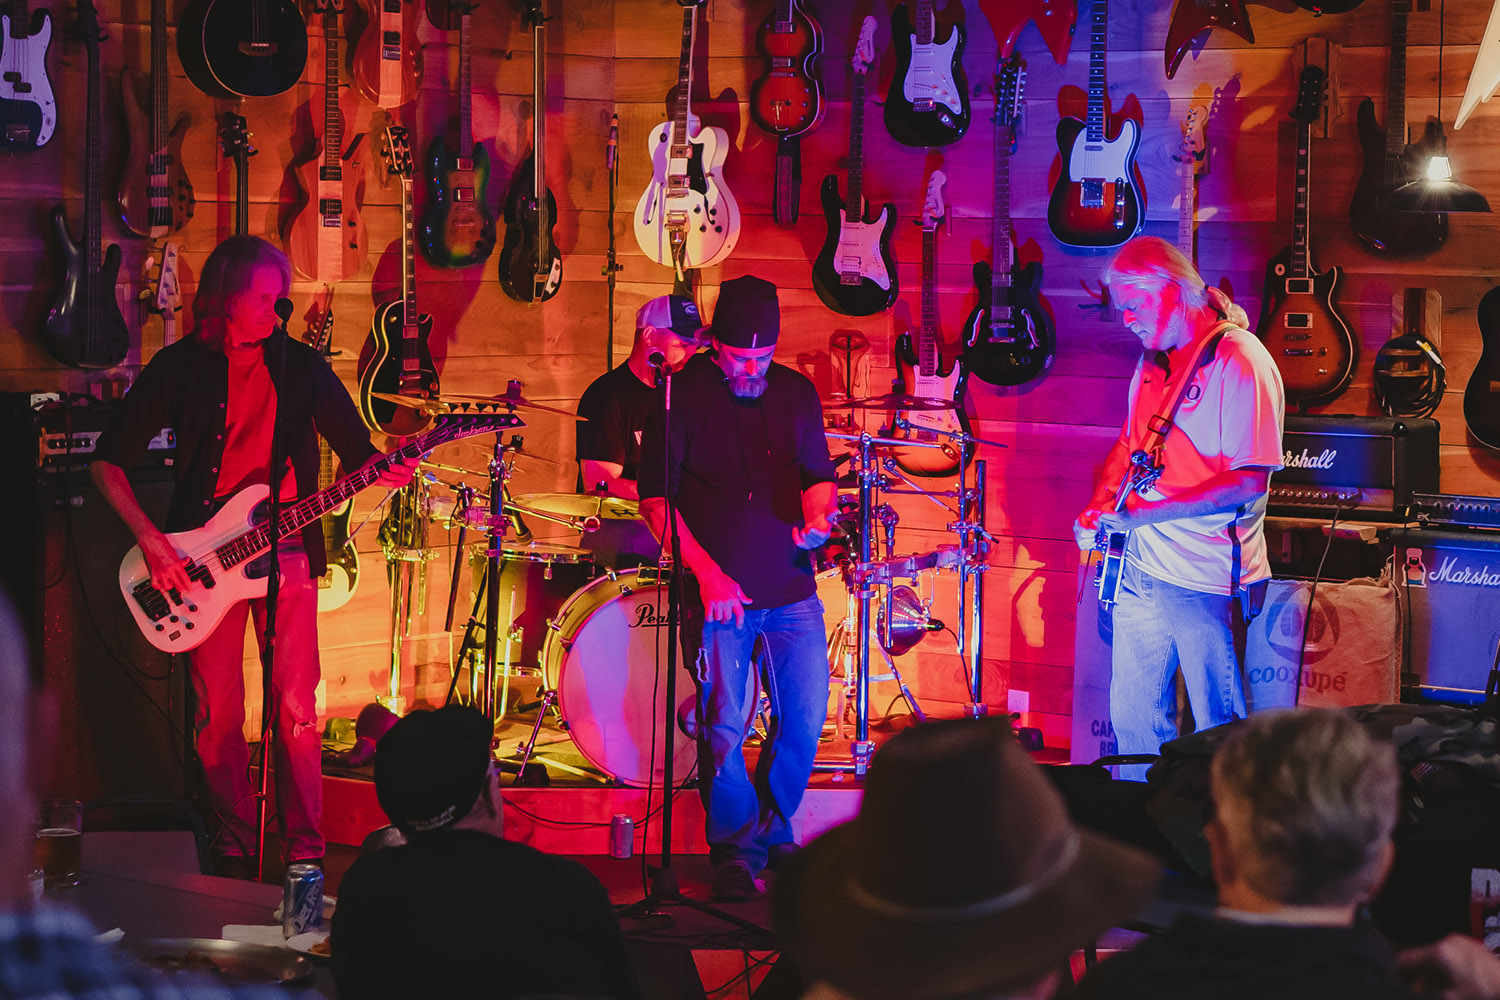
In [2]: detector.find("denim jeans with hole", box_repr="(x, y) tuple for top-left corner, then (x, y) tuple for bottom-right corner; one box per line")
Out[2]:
(681, 592), (829, 872)
(1110, 561), (1247, 780)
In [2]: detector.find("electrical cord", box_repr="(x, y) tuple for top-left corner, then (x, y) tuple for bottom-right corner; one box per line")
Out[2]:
(1294, 502), (1345, 701)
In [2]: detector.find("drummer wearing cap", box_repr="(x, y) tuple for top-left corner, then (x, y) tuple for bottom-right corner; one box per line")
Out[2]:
(638, 275), (838, 902)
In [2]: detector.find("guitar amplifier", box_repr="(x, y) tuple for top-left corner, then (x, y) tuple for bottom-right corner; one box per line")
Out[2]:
(1267, 414), (1439, 521)
(1390, 527), (1500, 704)
(1412, 493), (1500, 532)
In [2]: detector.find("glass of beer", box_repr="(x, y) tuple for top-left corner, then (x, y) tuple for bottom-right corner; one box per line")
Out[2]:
(35, 799), (82, 888)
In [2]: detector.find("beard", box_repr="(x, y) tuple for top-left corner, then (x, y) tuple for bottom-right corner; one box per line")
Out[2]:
(729, 374), (768, 399)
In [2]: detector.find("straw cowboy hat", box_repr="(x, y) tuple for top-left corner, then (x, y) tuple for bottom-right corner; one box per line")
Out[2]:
(772, 717), (1161, 999)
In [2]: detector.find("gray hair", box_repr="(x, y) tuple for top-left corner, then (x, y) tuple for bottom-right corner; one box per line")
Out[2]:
(1212, 709), (1399, 905)
(1104, 236), (1253, 330)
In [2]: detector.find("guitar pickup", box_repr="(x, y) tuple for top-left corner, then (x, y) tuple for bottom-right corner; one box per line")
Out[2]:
(382, 31), (401, 60)
(914, 99), (935, 112)
(453, 188), (472, 202)
(1283, 332), (1311, 341)
(318, 166), (343, 183)
(1080, 179), (1105, 208)
(1284, 278), (1313, 295)
(1284, 313), (1312, 329)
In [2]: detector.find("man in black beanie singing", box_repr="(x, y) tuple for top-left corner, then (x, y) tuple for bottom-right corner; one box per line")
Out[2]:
(638, 275), (838, 901)
(330, 706), (642, 999)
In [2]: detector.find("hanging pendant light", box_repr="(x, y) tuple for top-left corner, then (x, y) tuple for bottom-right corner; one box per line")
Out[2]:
(1389, 0), (1491, 213)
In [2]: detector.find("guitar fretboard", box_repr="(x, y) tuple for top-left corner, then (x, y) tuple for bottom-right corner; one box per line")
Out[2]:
(1085, 0), (1109, 144)
(321, 6), (343, 180)
(531, 3), (552, 272)
(83, 0), (102, 346)
(989, 69), (1016, 329)
(671, 5), (696, 156)
(915, 0), (935, 46)
(1386, 0), (1409, 159)
(846, 65), (868, 213)
(458, 7), (473, 152)
(1292, 112), (1312, 279)
(149, 0), (169, 229)
(920, 218), (938, 377)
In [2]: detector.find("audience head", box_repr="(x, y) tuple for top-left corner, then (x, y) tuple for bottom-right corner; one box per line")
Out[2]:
(773, 717), (1160, 1000)
(374, 706), (497, 838)
(1208, 708), (1400, 910)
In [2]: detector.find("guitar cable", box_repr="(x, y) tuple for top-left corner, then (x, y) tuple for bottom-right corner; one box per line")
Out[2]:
(1372, 333), (1446, 419)
(1293, 500), (1347, 704)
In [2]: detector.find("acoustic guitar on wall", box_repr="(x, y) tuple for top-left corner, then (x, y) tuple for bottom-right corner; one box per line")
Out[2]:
(178, 0), (308, 99)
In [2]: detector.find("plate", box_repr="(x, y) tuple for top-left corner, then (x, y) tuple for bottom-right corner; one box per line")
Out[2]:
(285, 931), (332, 961)
(137, 938), (313, 982)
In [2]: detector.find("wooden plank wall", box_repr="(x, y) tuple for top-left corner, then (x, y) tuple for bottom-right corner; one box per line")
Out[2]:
(6, 0), (1500, 757)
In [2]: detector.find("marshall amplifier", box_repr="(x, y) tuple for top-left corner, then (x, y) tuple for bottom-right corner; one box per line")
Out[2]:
(1390, 527), (1500, 704)
(1267, 414), (1439, 521)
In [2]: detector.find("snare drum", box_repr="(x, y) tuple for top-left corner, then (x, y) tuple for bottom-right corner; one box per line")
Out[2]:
(476, 543), (595, 670)
(540, 569), (696, 787)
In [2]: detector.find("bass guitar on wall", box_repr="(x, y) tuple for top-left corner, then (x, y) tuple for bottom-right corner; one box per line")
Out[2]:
(892, 172), (971, 478)
(0, 0), (57, 150)
(119, 0), (194, 239)
(420, 0), (495, 269)
(963, 53), (1054, 388)
(1047, 0), (1144, 249)
(499, 0), (563, 303)
(1256, 65), (1357, 407)
(750, 0), (824, 226)
(811, 17), (896, 317)
(884, 0), (969, 147)
(358, 126), (441, 438)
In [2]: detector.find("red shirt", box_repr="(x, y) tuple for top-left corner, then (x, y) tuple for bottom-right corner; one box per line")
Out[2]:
(215, 344), (298, 502)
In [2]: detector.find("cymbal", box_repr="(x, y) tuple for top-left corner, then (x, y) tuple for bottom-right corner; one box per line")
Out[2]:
(508, 492), (641, 521)
(838, 393), (959, 412)
(442, 392), (585, 421)
(370, 392), (451, 415)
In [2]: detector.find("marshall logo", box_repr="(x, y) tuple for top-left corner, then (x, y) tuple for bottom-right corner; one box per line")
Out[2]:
(1430, 556), (1500, 588)
(631, 605), (671, 628)
(1282, 447), (1337, 470)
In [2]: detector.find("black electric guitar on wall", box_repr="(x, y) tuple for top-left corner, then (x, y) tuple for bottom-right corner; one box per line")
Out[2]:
(963, 54), (1054, 388)
(884, 0), (969, 147)
(359, 126), (440, 437)
(0, 0), (57, 150)
(419, 0), (495, 269)
(178, 0), (308, 99)
(499, 0), (563, 303)
(1348, 0), (1447, 254)
(1464, 286), (1500, 450)
(43, 0), (128, 369)
(1256, 65), (1358, 407)
(1047, 0), (1144, 249)
(811, 17), (897, 317)
(306, 297), (359, 610)
(892, 172), (971, 477)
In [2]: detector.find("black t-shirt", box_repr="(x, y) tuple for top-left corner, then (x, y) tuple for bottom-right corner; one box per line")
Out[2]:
(637, 353), (836, 610)
(331, 830), (643, 1000)
(576, 362), (658, 489)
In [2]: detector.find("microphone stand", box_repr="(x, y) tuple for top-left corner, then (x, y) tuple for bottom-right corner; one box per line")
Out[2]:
(617, 360), (764, 936)
(254, 303), (293, 880)
(602, 111), (621, 371)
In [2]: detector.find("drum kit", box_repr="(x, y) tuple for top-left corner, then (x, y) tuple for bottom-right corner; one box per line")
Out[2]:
(367, 383), (998, 785)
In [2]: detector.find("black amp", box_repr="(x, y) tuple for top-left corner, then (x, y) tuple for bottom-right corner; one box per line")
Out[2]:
(1267, 414), (1439, 521)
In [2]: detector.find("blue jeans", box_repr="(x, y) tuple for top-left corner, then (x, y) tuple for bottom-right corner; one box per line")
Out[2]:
(1110, 562), (1247, 779)
(681, 591), (829, 872)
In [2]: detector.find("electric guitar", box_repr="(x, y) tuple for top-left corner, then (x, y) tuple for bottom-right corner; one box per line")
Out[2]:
(884, 0), (969, 147)
(633, 0), (741, 282)
(287, 0), (368, 284)
(1175, 105), (1208, 264)
(151, 241), (182, 347)
(42, 0), (128, 370)
(750, 0), (824, 137)
(358, 126), (440, 438)
(306, 297), (359, 610)
(177, 0), (308, 99)
(962, 54), (1054, 388)
(976, 0), (1077, 66)
(218, 112), (255, 237)
(419, 0), (495, 269)
(811, 17), (897, 318)
(1164, 0), (1252, 79)
(892, 172), (971, 477)
(1095, 450), (1163, 610)
(0, 0), (56, 150)
(1256, 66), (1358, 406)
(352, 0), (421, 108)
(1047, 0), (1144, 249)
(499, 0), (563, 303)
(119, 411), (522, 654)
(1349, 0), (1447, 254)
(119, 0), (194, 239)
(1464, 286), (1500, 449)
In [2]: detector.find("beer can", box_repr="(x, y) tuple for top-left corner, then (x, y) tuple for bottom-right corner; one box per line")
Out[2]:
(282, 863), (324, 938)
(609, 814), (634, 859)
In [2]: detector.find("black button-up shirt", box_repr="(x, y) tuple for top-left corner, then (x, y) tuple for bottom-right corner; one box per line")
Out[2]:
(93, 332), (380, 577)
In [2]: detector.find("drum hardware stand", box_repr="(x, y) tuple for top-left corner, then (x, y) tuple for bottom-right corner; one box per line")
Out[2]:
(379, 475), (439, 715)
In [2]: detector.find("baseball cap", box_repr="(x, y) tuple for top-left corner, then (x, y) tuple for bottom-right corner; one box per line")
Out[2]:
(374, 706), (493, 835)
(636, 294), (703, 339)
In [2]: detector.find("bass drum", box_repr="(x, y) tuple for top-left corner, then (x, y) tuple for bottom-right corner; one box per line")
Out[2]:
(541, 569), (697, 787)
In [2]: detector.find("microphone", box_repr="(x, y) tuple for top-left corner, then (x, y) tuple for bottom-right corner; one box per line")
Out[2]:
(606, 112), (618, 172)
(646, 350), (666, 370)
(274, 297), (294, 327)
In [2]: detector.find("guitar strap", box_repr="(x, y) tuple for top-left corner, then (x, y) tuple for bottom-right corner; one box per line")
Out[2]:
(1133, 321), (1234, 468)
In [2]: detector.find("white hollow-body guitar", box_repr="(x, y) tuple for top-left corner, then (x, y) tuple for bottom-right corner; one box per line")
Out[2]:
(118, 411), (520, 653)
(633, 0), (740, 279)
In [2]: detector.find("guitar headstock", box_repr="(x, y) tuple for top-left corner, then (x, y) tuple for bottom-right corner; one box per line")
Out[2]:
(305, 287), (335, 356)
(852, 16), (876, 74)
(994, 54), (1025, 135)
(76, 0), (103, 50)
(309, 0), (346, 12)
(922, 171), (947, 229)
(382, 125), (414, 179)
(154, 242), (181, 315)
(218, 113), (255, 165)
(522, 0), (546, 29)
(1179, 104), (1208, 173)
(1292, 65), (1328, 124)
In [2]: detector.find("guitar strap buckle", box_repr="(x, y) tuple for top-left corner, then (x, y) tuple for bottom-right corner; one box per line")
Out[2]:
(1146, 415), (1175, 438)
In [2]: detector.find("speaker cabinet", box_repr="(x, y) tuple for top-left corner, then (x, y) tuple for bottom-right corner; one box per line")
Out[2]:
(1391, 527), (1500, 704)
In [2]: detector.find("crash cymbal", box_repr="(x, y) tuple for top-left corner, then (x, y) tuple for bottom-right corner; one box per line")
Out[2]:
(843, 393), (958, 412)
(442, 392), (585, 421)
(508, 492), (641, 521)
(370, 392), (452, 415)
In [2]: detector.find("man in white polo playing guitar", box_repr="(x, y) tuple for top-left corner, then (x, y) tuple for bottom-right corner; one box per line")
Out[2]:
(91, 236), (419, 876)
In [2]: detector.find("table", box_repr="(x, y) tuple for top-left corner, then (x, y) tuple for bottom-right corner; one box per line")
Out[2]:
(58, 832), (334, 997)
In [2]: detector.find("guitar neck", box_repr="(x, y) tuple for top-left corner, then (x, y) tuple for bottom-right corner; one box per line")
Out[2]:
(84, 3), (102, 332)
(1177, 140), (1194, 262)
(458, 7), (473, 150)
(990, 106), (1014, 319)
(533, 8), (549, 253)
(235, 153), (249, 235)
(776, 0), (792, 27)
(1386, 0), (1409, 158)
(401, 175), (418, 332)
(151, 0), (167, 164)
(1291, 118), (1312, 278)
(8, 0), (27, 37)
(1085, 0), (1108, 143)
(920, 222), (938, 376)
(846, 69), (868, 212)
(915, 0), (934, 46)
(322, 6), (343, 175)
(673, 6), (695, 142)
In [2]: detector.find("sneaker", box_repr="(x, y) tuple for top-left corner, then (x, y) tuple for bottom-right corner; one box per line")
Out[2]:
(765, 842), (801, 873)
(710, 860), (765, 902)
